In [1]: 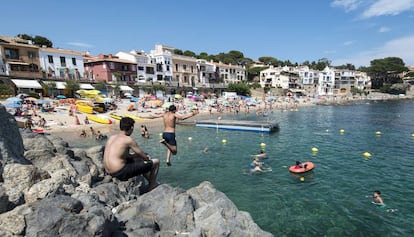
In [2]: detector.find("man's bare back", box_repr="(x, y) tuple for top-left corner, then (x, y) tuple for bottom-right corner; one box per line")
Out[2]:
(104, 133), (133, 173)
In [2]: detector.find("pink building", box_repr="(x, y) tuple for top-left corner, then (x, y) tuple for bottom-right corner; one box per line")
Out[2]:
(84, 54), (137, 84)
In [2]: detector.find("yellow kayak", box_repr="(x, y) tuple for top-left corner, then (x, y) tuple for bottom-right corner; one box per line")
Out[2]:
(124, 114), (144, 120)
(109, 113), (123, 120)
(87, 115), (112, 124)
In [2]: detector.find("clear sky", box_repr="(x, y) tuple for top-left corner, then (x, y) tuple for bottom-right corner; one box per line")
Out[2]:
(2, 0), (414, 67)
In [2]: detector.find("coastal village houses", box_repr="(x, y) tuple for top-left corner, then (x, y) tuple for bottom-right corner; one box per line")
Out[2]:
(1, 34), (371, 99)
(259, 64), (370, 97)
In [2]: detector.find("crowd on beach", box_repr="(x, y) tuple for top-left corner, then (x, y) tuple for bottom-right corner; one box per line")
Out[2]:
(1, 91), (413, 138)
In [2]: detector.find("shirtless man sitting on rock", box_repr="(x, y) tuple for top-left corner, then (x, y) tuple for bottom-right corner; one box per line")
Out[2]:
(104, 117), (160, 191)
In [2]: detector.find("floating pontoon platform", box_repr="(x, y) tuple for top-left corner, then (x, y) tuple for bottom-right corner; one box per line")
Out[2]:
(195, 119), (279, 133)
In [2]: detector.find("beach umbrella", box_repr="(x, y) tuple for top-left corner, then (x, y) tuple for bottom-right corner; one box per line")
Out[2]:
(16, 93), (29, 98)
(24, 97), (38, 101)
(56, 95), (66, 99)
(162, 102), (173, 108)
(6, 97), (23, 103)
(5, 103), (22, 108)
(130, 97), (139, 102)
(36, 100), (51, 105)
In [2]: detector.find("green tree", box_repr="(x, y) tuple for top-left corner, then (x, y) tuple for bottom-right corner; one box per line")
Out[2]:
(33, 35), (53, 47)
(364, 57), (408, 89)
(226, 83), (250, 96)
(183, 50), (196, 57)
(41, 81), (56, 97)
(335, 63), (356, 70)
(198, 52), (209, 60)
(0, 84), (14, 95)
(173, 49), (183, 55)
(64, 80), (80, 97)
(17, 34), (53, 47)
(94, 81), (107, 91)
(258, 56), (279, 66)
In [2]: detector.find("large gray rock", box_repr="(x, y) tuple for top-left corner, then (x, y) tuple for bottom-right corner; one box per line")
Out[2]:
(0, 109), (274, 236)
(0, 106), (29, 181)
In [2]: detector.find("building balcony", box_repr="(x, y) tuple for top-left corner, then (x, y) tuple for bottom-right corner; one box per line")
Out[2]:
(9, 70), (42, 79)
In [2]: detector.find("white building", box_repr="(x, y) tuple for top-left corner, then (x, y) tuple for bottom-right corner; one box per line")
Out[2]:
(0, 50), (5, 75)
(39, 47), (85, 80)
(149, 44), (173, 82)
(259, 66), (289, 89)
(318, 66), (336, 96)
(196, 59), (217, 84)
(116, 50), (155, 82)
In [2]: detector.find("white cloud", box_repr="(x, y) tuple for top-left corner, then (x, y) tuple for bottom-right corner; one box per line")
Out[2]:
(331, 0), (361, 12)
(361, 0), (414, 18)
(343, 40), (355, 46)
(66, 42), (94, 48)
(324, 50), (337, 54)
(333, 34), (414, 67)
(378, 26), (390, 33)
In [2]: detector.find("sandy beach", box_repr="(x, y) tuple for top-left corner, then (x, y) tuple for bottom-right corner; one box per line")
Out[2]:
(2, 92), (411, 139)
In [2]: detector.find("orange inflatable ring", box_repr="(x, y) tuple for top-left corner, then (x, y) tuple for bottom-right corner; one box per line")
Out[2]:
(289, 161), (314, 173)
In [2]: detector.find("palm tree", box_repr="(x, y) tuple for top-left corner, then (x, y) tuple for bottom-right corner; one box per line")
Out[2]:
(64, 80), (80, 98)
(41, 81), (56, 97)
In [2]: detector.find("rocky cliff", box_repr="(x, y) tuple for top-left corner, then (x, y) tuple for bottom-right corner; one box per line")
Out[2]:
(0, 105), (273, 237)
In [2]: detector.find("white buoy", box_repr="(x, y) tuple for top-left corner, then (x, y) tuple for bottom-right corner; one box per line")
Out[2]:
(260, 143), (266, 148)
(222, 139), (227, 144)
(312, 147), (319, 153)
(188, 137), (192, 140)
(376, 131), (382, 136)
(340, 129), (345, 134)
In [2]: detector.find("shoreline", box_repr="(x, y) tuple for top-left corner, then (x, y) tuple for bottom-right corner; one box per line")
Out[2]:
(2, 93), (413, 139)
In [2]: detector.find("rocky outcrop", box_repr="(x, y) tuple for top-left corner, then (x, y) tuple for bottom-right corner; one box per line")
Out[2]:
(0, 106), (273, 237)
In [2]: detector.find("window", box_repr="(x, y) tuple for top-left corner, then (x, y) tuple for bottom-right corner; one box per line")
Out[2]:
(60, 57), (66, 67)
(5, 48), (19, 59)
(28, 51), (35, 59)
(72, 58), (77, 65)
(48, 55), (54, 63)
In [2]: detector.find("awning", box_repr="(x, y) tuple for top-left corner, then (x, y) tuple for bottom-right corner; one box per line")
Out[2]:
(11, 79), (42, 89)
(43, 81), (66, 89)
(8, 61), (30, 66)
(80, 83), (95, 90)
(119, 85), (134, 91)
(289, 89), (305, 93)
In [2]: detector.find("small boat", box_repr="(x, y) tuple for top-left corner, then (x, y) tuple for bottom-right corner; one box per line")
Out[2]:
(87, 115), (112, 124)
(109, 113), (123, 120)
(289, 161), (314, 174)
(124, 114), (144, 120)
(76, 100), (94, 114)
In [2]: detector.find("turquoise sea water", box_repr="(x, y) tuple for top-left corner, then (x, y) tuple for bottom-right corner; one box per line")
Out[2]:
(68, 100), (414, 236)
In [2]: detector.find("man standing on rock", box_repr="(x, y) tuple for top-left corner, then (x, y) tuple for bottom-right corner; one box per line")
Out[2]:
(104, 117), (160, 191)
